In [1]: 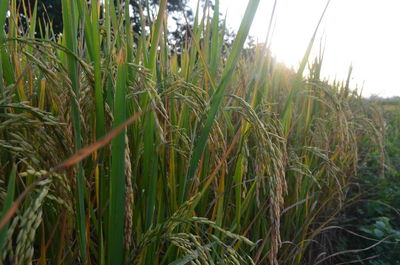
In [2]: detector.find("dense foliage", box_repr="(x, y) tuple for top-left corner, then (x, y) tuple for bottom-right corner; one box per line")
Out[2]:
(0, 0), (396, 264)
(336, 100), (400, 264)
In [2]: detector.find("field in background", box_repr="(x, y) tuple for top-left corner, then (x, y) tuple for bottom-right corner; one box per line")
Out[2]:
(336, 99), (400, 265)
(0, 0), (397, 264)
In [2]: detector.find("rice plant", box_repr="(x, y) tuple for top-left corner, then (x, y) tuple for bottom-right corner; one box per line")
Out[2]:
(0, 0), (386, 264)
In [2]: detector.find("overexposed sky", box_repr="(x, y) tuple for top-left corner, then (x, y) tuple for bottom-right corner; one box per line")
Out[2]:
(188, 0), (400, 97)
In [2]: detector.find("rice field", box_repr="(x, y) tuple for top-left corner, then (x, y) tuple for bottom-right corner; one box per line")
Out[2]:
(0, 0), (393, 264)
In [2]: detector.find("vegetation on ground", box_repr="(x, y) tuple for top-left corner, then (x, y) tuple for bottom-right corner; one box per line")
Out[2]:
(0, 0), (397, 264)
(336, 99), (400, 265)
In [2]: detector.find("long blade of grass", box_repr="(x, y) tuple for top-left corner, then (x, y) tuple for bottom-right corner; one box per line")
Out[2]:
(0, 0), (7, 92)
(76, 0), (106, 138)
(142, 0), (167, 232)
(297, 0), (330, 78)
(281, 0), (331, 135)
(108, 50), (128, 265)
(0, 164), (16, 252)
(0, 0), (12, 91)
(0, 0), (8, 33)
(185, 0), (261, 198)
(61, 0), (86, 261)
(209, 0), (220, 80)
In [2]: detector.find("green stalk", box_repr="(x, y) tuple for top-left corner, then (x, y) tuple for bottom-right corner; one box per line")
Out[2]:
(104, 0), (111, 52)
(142, 0), (167, 231)
(0, 0), (8, 92)
(147, 0), (167, 74)
(61, 0), (86, 261)
(74, 2), (107, 263)
(0, 0), (8, 38)
(209, 0), (220, 80)
(76, 0), (105, 138)
(0, 164), (16, 253)
(0, 0), (14, 89)
(282, 0), (330, 135)
(108, 50), (128, 265)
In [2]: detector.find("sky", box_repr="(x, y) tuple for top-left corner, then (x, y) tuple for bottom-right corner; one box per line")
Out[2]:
(188, 0), (400, 98)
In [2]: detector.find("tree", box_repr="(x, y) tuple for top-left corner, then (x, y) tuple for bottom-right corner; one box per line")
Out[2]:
(16, 0), (63, 37)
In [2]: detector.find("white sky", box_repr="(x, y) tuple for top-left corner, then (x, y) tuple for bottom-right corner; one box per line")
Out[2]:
(188, 0), (400, 97)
